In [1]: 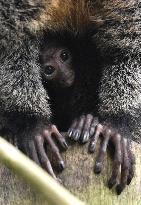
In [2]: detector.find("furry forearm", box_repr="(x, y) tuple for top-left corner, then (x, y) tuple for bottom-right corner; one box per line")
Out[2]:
(0, 39), (51, 118)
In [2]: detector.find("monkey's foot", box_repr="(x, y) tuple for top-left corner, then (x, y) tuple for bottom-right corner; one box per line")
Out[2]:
(20, 124), (68, 180)
(89, 124), (135, 194)
(68, 114), (98, 143)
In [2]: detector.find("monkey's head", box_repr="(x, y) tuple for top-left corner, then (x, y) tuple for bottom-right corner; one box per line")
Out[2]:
(40, 40), (75, 88)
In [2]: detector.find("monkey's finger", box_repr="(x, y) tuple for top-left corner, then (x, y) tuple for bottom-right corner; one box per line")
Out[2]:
(27, 140), (41, 166)
(13, 136), (18, 147)
(68, 115), (85, 141)
(94, 128), (111, 174)
(89, 117), (99, 137)
(7, 136), (17, 147)
(43, 130), (65, 171)
(89, 124), (103, 153)
(51, 125), (68, 150)
(116, 138), (129, 195)
(73, 115), (86, 141)
(35, 134), (57, 179)
(68, 118), (78, 138)
(108, 134), (122, 189)
(127, 146), (135, 185)
(80, 114), (93, 143)
(18, 139), (29, 156)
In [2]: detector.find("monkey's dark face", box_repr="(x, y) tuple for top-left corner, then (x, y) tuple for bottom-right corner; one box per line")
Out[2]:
(40, 46), (75, 88)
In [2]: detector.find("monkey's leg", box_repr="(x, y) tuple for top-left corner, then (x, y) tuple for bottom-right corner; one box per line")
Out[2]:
(68, 114), (98, 143)
(89, 124), (135, 194)
(18, 124), (68, 180)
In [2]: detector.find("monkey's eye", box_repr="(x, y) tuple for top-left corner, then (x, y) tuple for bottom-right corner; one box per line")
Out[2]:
(45, 66), (55, 75)
(60, 50), (70, 62)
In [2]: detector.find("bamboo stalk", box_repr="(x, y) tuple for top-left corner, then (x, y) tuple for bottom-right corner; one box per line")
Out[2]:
(0, 137), (85, 205)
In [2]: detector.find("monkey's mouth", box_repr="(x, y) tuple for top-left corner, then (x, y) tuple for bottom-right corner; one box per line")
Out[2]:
(61, 73), (75, 88)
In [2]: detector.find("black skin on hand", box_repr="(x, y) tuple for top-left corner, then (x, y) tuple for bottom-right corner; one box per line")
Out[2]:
(18, 124), (68, 180)
(89, 123), (135, 195)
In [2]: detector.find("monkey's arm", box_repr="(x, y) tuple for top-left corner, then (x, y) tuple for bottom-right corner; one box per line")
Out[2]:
(0, 31), (68, 178)
(88, 49), (140, 194)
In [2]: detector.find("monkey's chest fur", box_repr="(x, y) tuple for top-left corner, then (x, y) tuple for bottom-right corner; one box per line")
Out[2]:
(47, 86), (74, 131)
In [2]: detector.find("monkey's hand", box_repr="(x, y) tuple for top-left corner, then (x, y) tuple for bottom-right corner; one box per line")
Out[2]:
(18, 124), (68, 180)
(88, 124), (135, 194)
(68, 114), (98, 143)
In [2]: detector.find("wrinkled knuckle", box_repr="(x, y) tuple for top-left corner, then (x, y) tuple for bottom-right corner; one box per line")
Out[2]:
(123, 137), (128, 144)
(105, 128), (111, 135)
(43, 129), (49, 136)
(87, 114), (93, 119)
(97, 123), (103, 130)
(90, 128), (95, 135)
(115, 133), (121, 140)
(91, 121), (97, 128)
(35, 134), (42, 142)
(80, 115), (85, 120)
(51, 124), (57, 130)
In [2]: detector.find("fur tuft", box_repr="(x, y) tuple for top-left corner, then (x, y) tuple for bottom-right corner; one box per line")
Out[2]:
(36, 0), (92, 35)
(89, 0), (137, 27)
(30, 0), (137, 35)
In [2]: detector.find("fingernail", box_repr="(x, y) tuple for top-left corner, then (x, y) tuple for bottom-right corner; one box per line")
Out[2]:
(108, 181), (113, 189)
(94, 162), (102, 174)
(63, 141), (68, 149)
(116, 185), (123, 195)
(108, 179), (117, 189)
(87, 132), (90, 140)
(74, 132), (80, 141)
(89, 142), (95, 153)
(59, 161), (65, 171)
(82, 132), (89, 143)
(68, 130), (73, 137)
(127, 177), (132, 185)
